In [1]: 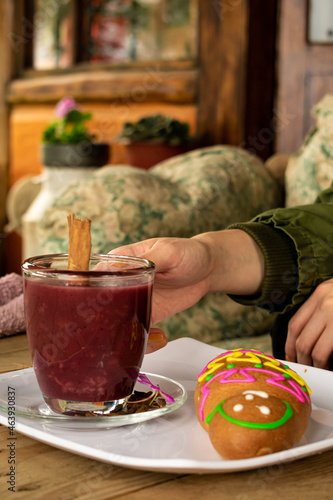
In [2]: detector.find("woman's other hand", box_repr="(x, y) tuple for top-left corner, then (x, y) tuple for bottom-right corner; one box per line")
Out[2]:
(285, 278), (333, 369)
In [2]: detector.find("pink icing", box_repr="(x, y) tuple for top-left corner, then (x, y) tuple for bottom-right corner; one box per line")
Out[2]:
(198, 366), (310, 422)
(137, 373), (174, 403)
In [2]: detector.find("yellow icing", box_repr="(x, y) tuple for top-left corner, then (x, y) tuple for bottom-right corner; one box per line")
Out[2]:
(198, 348), (311, 396)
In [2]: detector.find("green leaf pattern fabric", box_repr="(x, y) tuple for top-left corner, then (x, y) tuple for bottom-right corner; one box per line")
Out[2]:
(285, 94), (333, 207)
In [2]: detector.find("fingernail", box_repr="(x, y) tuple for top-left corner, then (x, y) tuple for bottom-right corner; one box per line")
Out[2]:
(149, 332), (167, 344)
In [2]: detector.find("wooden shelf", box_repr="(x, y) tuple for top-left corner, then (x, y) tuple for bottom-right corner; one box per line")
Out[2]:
(7, 67), (198, 105)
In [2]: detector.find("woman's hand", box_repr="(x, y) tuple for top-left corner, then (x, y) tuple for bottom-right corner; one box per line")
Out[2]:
(110, 231), (264, 354)
(285, 278), (333, 369)
(109, 236), (215, 326)
(111, 236), (214, 355)
(110, 231), (263, 325)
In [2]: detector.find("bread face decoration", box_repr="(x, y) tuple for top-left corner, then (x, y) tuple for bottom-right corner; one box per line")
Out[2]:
(194, 348), (311, 460)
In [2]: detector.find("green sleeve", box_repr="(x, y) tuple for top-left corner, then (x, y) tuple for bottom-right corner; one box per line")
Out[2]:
(227, 183), (333, 313)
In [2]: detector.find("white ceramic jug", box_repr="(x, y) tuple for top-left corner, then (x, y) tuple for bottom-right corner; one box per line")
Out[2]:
(21, 165), (99, 259)
(6, 166), (98, 261)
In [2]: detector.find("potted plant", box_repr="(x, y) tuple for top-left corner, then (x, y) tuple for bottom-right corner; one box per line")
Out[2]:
(119, 114), (194, 169)
(20, 98), (110, 259)
(41, 97), (109, 167)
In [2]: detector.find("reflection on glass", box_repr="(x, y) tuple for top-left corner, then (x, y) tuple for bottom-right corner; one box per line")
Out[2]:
(82, 0), (132, 63)
(82, 0), (198, 63)
(33, 0), (73, 70)
(33, 0), (198, 69)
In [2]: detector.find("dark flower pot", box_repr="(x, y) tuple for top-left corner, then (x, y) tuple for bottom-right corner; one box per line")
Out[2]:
(41, 143), (110, 167)
(125, 142), (193, 170)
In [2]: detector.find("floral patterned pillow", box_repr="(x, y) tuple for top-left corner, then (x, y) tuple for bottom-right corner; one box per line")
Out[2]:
(41, 145), (282, 343)
(285, 94), (333, 207)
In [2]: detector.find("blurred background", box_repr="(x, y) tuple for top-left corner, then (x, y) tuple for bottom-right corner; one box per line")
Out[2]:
(2, 0), (333, 274)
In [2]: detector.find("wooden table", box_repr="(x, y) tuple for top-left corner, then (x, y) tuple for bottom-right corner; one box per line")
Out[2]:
(1, 334), (333, 500)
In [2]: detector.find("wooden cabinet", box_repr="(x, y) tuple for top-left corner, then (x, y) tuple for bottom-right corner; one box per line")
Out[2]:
(4, 0), (279, 181)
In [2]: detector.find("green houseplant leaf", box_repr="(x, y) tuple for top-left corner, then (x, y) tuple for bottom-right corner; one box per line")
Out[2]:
(119, 114), (192, 146)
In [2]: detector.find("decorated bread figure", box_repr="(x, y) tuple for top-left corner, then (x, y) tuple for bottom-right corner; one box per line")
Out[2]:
(194, 348), (311, 460)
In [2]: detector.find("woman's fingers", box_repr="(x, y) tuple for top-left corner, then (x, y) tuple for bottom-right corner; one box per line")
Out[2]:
(310, 328), (333, 370)
(285, 279), (333, 369)
(286, 299), (324, 364)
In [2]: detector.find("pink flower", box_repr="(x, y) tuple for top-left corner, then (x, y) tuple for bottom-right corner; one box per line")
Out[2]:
(55, 97), (80, 118)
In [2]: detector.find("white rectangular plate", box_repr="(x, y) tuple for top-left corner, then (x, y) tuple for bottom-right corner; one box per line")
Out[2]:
(1, 337), (333, 474)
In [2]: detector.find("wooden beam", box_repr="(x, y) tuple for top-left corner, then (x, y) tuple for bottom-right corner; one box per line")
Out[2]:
(197, 0), (250, 146)
(0, 1), (13, 272)
(0, 0), (26, 274)
(274, 0), (308, 153)
(7, 67), (198, 104)
(0, 2), (18, 230)
(244, 0), (278, 160)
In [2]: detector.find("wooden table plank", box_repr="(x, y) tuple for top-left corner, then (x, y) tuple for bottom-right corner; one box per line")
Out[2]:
(112, 452), (333, 500)
(0, 426), (182, 499)
(0, 334), (32, 374)
(2, 419), (333, 500)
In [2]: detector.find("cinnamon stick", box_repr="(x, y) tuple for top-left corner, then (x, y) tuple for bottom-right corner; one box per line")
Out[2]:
(67, 213), (92, 271)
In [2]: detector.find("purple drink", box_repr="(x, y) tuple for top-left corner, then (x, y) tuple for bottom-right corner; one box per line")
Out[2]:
(22, 254), (155, 415)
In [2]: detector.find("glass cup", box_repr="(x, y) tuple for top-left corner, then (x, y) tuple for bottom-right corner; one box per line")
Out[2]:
(21, 254), (155, 416)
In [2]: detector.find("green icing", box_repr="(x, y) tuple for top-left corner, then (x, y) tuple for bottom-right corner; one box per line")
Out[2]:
(206, 400), (293, 429)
